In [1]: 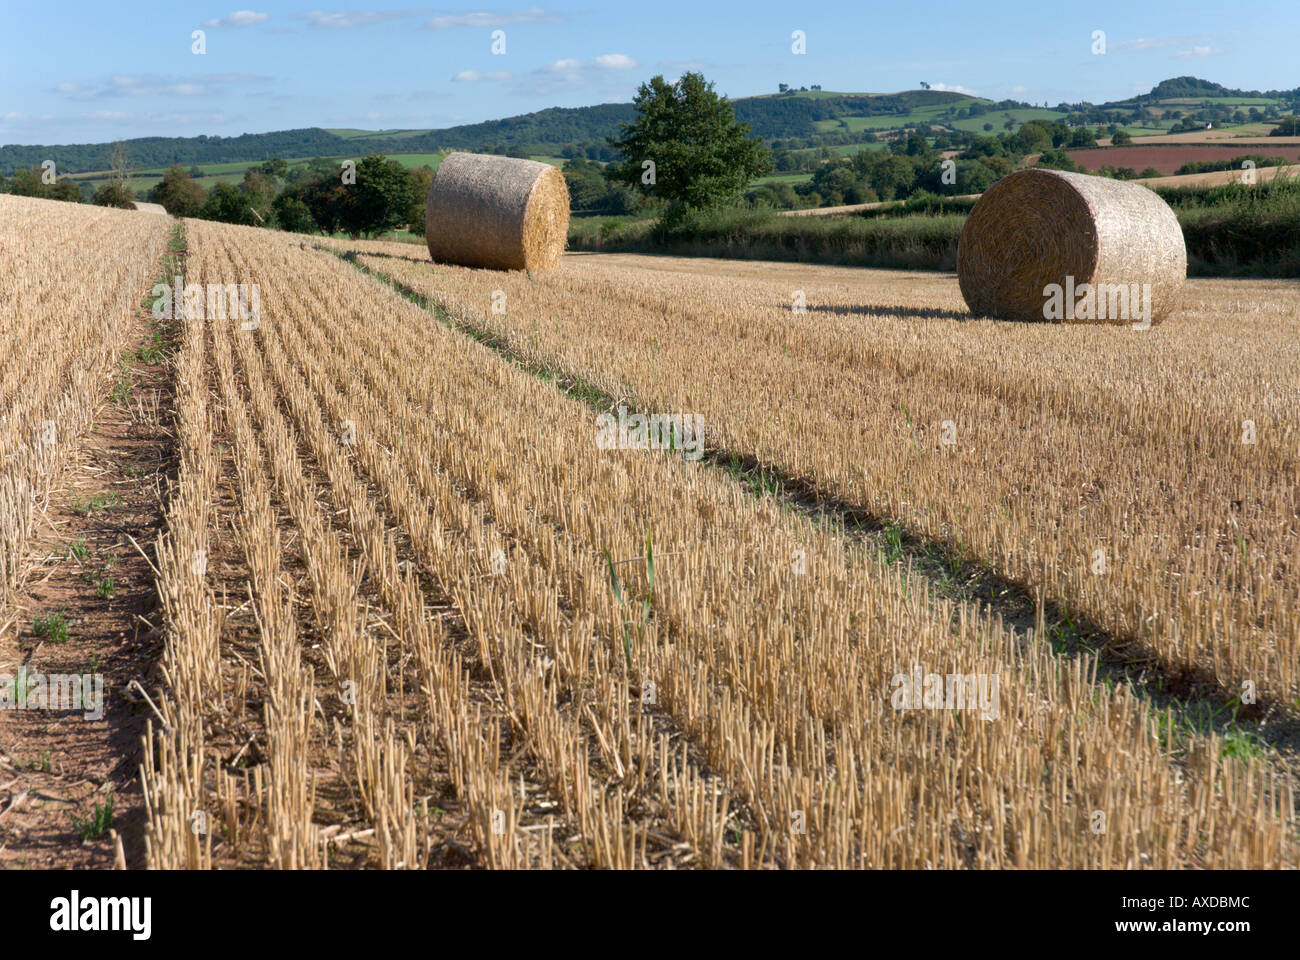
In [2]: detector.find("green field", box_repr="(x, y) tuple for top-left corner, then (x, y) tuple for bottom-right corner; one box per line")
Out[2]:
(752, 173), (814, 185)
(809, 99), (1070, 137)
(1114, 125), (1169, 137)
(792, 141), (890, 158)
(812, 98), (987, 133)
(1159, 97), (1280, 106)
(348, 152), (441, 170)
(325, 128), (432, 140)
(947, 108), (1069, 133)
(62, 149), (571, 199)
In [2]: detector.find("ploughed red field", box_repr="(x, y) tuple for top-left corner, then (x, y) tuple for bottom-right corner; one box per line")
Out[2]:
(1066, 143), (1300, 175)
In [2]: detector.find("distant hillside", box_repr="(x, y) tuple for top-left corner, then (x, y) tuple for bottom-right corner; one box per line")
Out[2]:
(0, 89), (980, 174)
(0, 128), (349, 176)
(733, 90), (976, 138)
(3, 77), (1293, 176)
(1134, 77), (1299, 103)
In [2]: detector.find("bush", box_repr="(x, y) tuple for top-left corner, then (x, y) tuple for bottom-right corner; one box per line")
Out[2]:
(92, 182), (134, 208)
(572, 204), (965, 270)
(272, 193), (317, 233)
(1175, 154), (1289, 176)
(1036, 150), (1079, 172)
(150, 164), (205, 216)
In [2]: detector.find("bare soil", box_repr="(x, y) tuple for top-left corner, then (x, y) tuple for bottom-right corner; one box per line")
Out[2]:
(0, 309), (178, 869)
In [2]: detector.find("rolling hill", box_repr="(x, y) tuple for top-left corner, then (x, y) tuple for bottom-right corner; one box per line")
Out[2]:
(2, 77), (1295, 180)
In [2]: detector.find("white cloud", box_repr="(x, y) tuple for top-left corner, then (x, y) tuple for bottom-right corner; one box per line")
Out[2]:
(1010, 85), (1028, 95)
(53, 73), (270, 100)
(657, 59), (712, 74)
(425, 7), (562, 29)
(1176, 45), (1222, 58)
(19, 110), (231, 125)
(929, 82), (978, 95)
(201, 10), (269, 28)
(300, 9), (425, 28)
(1114, 34), (1213, 52)
(452, 69), (513, 82)
(523, 54), (639, 94)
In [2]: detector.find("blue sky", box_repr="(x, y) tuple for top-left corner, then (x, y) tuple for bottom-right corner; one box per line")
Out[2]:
(1, 0), (1296, 144)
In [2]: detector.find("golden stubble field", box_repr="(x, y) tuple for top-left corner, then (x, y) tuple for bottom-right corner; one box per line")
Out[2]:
(2, 194), (1297, 869)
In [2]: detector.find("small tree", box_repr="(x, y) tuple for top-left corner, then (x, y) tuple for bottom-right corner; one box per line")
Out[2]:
(606, 72), (770, 220)
(151, 164), (206, 216)
(242, 170), (277, 223)
(255, 157), (289, 180)
(110, 140), (130, 187)
(50, 181), (81, 203)
(563, 158), (612, 210)
(300, 178), (350, 235)
(869, 155), (916, 200)
(272, 190), (317, 233)
(8, 168), (47, 197)
(1068, 126), (1097, 148)
(405, 165), (435, 235)
(201, 182), (253, 224)
(93, 181), (135, 207)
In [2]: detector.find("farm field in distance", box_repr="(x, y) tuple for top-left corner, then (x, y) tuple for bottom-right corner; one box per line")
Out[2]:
(1069, 143), (1300, 175)
(2, 193), (1296, 874)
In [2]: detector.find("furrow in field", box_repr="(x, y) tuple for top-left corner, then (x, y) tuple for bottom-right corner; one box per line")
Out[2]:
(217, 222), (739, 866)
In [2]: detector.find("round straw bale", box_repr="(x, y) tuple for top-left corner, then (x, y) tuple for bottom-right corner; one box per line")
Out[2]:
(425, 152), (569, 271)
(125, 201), (170, 215)
(957, 169), (1186, 324)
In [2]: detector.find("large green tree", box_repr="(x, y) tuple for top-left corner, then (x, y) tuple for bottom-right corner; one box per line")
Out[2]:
(272, 189), (317, 233)
(606, 72), (770, 218)
(338, 154), (414, 238)
(201, 181), (254, 224)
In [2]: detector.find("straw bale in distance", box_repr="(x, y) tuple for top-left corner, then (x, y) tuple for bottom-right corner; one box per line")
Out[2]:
(125, 201), (170, 215)
(957, 169), (1186, 324)
(425, 152), (570, 271)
